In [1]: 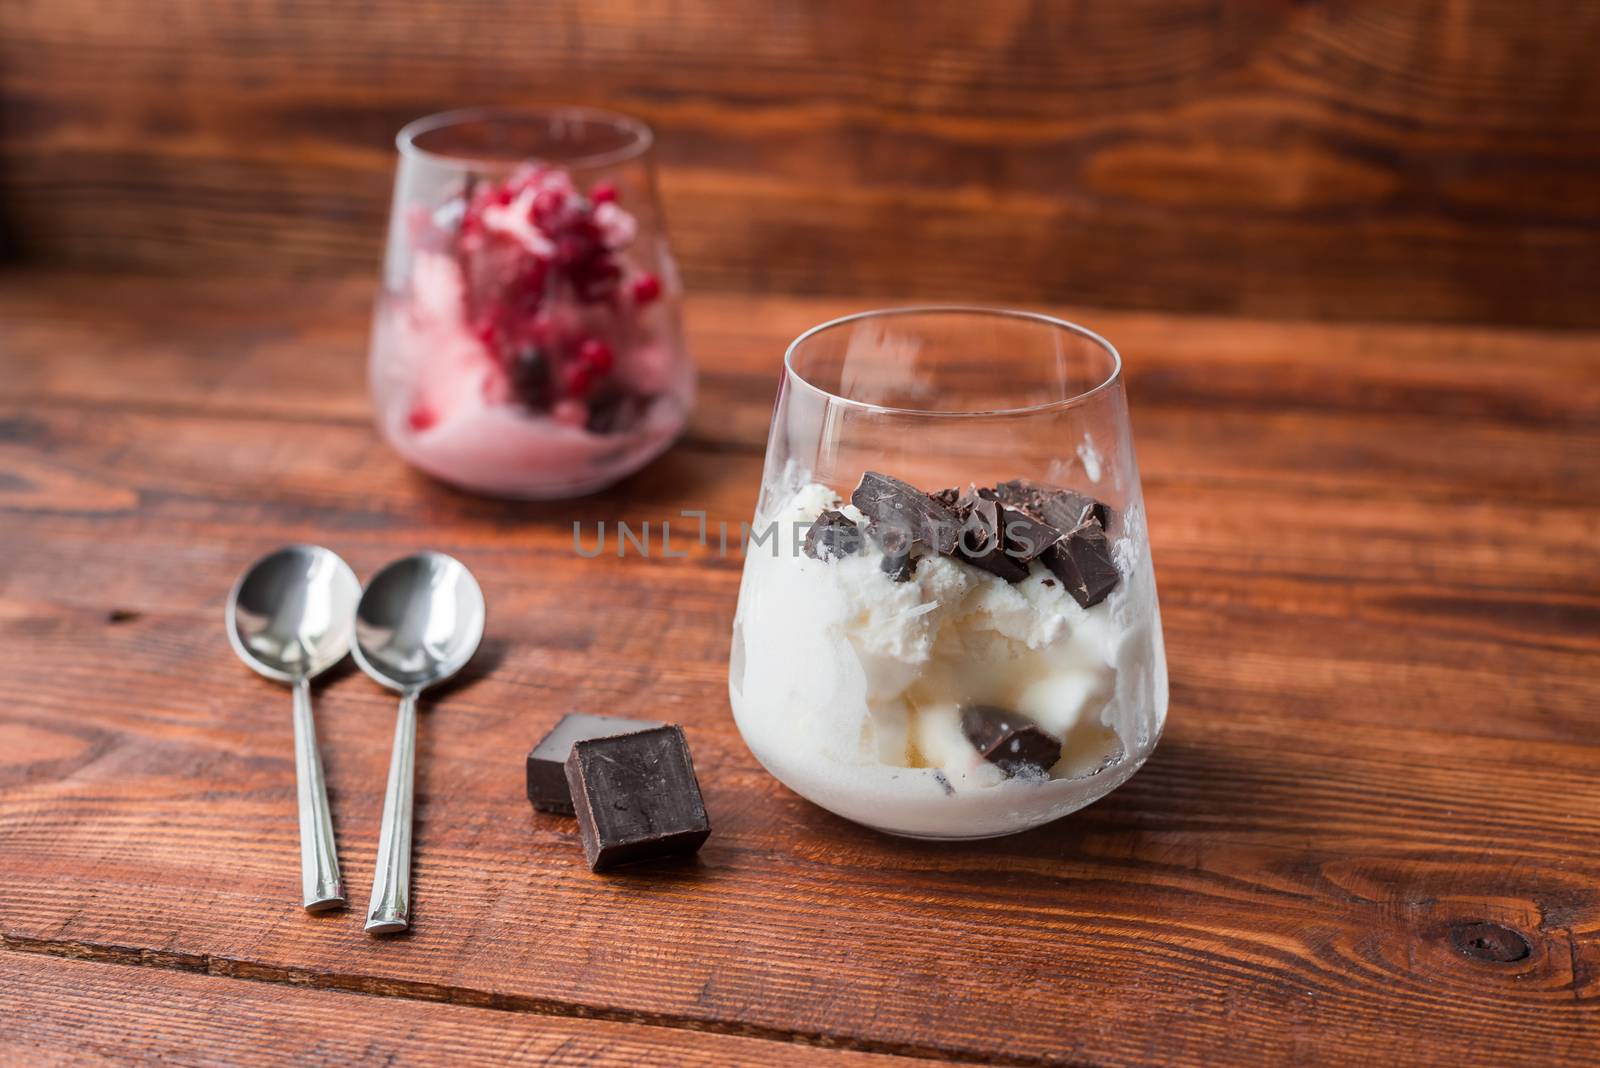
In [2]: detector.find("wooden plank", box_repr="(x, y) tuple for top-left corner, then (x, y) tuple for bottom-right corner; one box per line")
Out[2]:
(2, 2), (1600, 325)
(4, 277), (1600, 431)
(0, 951), (929, 1067)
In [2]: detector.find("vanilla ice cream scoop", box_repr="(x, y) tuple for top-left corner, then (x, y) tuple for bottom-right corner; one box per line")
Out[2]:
(729, 475), (1166, 838)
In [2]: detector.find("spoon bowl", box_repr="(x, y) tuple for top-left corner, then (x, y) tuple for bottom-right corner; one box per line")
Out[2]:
(352, 552), (485, 693)
(226, 544), (359, 912)
(352, 551), (485, 934)
(228, 545), (360, 683)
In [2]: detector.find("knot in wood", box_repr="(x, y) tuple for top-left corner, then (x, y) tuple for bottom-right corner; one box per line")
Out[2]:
(1449, 921), (1531, 963)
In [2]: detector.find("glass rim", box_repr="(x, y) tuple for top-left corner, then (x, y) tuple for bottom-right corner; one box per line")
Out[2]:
(395, 105), (655, 170)
(782, 306), (1124, 418)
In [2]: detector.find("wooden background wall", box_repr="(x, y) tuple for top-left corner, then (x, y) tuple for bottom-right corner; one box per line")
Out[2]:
(1, 0), (1597, 327)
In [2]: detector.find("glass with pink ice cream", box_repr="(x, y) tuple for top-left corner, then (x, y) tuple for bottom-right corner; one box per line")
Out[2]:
(368, 107), (693, 498)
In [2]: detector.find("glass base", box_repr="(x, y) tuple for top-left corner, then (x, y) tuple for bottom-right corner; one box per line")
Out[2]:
(740, 726), (1157, 842)
(849, 777), (1127, 841)
(386, 419), (685, 501)
(870, 825), (1060, 842)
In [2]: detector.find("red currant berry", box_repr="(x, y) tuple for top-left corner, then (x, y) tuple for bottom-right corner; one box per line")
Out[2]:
(630, 272), (662, 305)
(589, 181), (618, 205)
(577, 337), (614, 374)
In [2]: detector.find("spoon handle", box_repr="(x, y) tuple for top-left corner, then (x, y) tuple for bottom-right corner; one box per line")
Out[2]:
(366, 691), (417, 934)
(292, 677), (345, 911)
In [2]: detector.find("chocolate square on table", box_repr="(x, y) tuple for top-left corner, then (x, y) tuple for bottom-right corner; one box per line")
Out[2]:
(527, 713), (664, 815)
(564, 725), (711, 871)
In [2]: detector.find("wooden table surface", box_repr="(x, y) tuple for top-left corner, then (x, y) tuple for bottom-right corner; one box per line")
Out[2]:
(1, 271), (1597, 1066)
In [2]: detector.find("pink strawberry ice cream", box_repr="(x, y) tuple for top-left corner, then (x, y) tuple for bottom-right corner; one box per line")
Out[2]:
(369, 165), (692, 498)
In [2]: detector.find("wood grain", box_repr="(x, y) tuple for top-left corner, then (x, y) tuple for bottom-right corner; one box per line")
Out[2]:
(1, 274), (1598, 1065)
(3, 2), (1600, 325)
(0, 951), (928, 1067)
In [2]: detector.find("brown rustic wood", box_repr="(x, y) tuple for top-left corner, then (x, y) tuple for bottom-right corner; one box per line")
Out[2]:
(1, 272), (1598, 1065)
(0, 952), (928, 1067)
(3, 2), (1600, 326)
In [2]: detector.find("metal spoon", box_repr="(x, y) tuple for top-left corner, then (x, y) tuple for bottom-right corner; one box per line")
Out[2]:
(352, 551), (485, 934)
(226, 545), (359, 912)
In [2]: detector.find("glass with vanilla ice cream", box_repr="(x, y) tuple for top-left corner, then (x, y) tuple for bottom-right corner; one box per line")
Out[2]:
(729, 308), (1167, 838)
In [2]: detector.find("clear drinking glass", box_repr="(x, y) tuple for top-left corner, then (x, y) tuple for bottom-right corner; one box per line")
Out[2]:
(729, 308), (1167, 839)
(367, 107), (693, 498)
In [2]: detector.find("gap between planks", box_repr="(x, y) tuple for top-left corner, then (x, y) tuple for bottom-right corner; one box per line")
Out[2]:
(0, 933), (1081, 1068)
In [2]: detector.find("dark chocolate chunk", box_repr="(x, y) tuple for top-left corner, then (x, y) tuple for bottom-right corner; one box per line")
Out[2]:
(871, 522), (916, 582)
(997, 505), (1060, 564)
(1048, 491), (1110, 533)
(854, 475), (1117, 596)
(564, 725), (711, 871)
(528, 713), (664, 815)
(995, 479), (1111, 532)
(955, 495), (1029, 583)
(803, 509), (863, 562)
(960, 704), (1062, 778)
(851, 471), (960, 554)
(1043, 516), (1120, 608)
(987, 478), (1120, 601)
(989, 478), (1045, 513)
(948, 492), (1062, 581)
(510, 346), (554, 411)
